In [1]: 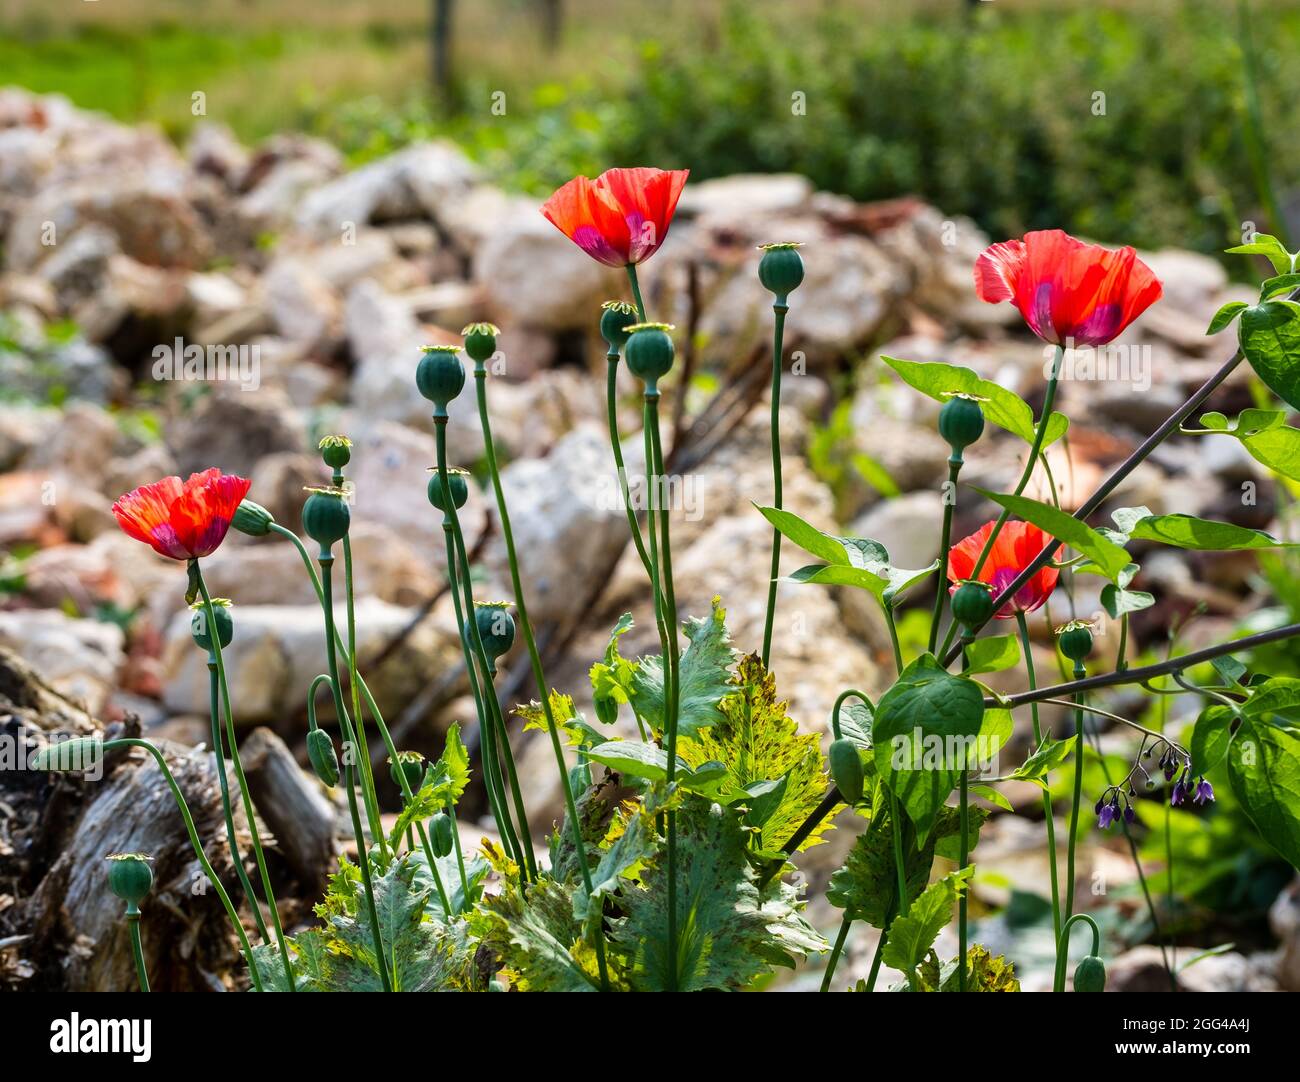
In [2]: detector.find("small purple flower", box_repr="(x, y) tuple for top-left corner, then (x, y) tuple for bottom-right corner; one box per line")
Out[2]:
(1124, 803), (1136, 824)
(1098, 802), (1117, 829)
(1162, 756), (1177, 782)
(1194, 778), (1215, 805)
(1170, 780), (1186, 807)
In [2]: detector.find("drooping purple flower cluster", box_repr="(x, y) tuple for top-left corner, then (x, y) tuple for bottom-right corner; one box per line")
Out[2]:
(1094, 736), (1213, 831)
(1094, 787), (1137, 830)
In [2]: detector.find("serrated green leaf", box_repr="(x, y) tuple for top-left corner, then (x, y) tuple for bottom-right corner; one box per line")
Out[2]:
(630, 596), (738, 738)
(882, 866), (973, 982)
(386, 723), (470, 849)
(678, 654), (842, 852)
(872, 655), (986, 843)
(882, 356), (1069, 447)
(974, 488), (1131, 582)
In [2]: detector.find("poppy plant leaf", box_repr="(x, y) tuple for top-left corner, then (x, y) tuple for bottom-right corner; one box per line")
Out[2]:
(1240, 300), (1300, 412)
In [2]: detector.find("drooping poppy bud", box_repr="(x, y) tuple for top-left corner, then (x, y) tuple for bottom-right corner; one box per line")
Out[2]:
(1073, 955), (1106, 992)
(32, 736), (103, 772)
(828, 738), (864, 805)
(430, 812), (455, 857)
(232, 498), (276, 537)
(306, 728), (339, 788)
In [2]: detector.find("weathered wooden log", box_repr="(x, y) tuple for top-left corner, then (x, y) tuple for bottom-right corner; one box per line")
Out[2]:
(240, 726), (336, 893)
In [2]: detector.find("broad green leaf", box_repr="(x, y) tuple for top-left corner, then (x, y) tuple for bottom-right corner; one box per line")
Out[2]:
(872, 654), (986, 843)
(882, 866), (973, 982)
(630, 596), (738, 738)
(613, 796), (826, 990)
(413, 849), (490, 921)
(1125, 512), (1296, 551)
(970, 783), (1014, 812)
(1240, 300), (1300, 412)
(1206, 300), (1248, 334)
(1210, 655), (1248, 686)
(787, 559), (938, 604)
(974, 489), (1131, 582)
(585, 739), (676, 782)
(1191, 705), (1236, 775)
(1260, 273), (1300, 301)
(1226, 234), (1294, 276)
(838, 696), (874, 751)
(882, 357), (1069, 447)
(1242, 676), (1300, 723)
(1227, 717), (1300, 869)
(678, 654), (842, 852)
(963, 635), (1020, 675)
(1101, 583), (1155, 618)
(754, 504), (848, 564)
(1193, 409), (1300, 482)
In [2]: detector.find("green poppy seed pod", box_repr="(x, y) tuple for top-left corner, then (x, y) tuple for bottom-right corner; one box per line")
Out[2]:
(757, 243), (805, 299)
(302, 487), (350, 554)
(951, 581), (995, 627)
(107, 853), (154, 908)
(462, 322), (499, 365)
(600, 301), (638, 350)
(191, 599), (234, 652)
(828, 738), (865, 805)
(32, 736), (103, 772)
(594, 693), (618, 725)
(430, 812), (455, 857)
(390, 751), (425, 793)
(1073, 955), (1106, 992)
(232, 498), (275, 537)
(938, 395), (985, 453)
(318, 435), (352, 470)
(624, 323), (675, 392)
(306, 728), (339, 787)
(426, 467), (469, 513)
(1058, 622), (1094, 662)
(472, 602), (516, 660)
(415, 346), (466, 414)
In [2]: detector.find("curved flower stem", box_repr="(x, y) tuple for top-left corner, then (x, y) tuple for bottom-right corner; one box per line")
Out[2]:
(831, 688), (873, 739)
(928, 456), (963, 654)
(474, 360), (609, 990)
(341, 536), (386, 863)
(205, 657), (269, 943)
(942, 345), (1250, 666)
(760, 298), (789, 668)
(320, 558), (392, 991)
(101, 737), (263, 991)
(606, 346), (663, 623)
(1053, 912), (1101, 992)
(1062, 661), (1087, 938)
(647, 391), (683, 992)
(1014, 611), (1060, 945)
(194, 567), (293, 991)
(434, 418), (535, 879)
(126, 907), (149, 992)
(819, 911), (853, 993)
(271, 522), (462, 910)
(625, 264), (647, 321)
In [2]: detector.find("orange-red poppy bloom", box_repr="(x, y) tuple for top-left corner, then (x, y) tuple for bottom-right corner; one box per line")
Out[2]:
(112, 469), (251, 561)
(974, 229), (1162, 347)
(541, 167), (689, 267)
(947, 520), (1059, 617)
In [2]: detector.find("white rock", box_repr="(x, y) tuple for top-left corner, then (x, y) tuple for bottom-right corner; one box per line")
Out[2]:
(0, 609), (124, 715)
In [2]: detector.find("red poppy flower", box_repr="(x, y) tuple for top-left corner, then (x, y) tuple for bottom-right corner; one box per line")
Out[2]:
(112, 469), (251, 561)
(947, 520), (1059, 617)
(974, 229), (1162, 347)
(541, 167), (689, 267)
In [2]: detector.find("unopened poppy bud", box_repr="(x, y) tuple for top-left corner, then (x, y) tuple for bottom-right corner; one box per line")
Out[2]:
(1073, 955), (1106, 992)
(32, 736), (103, 772)
(306, 728), (339, 787)
(757, 242), (805, 300)
(624, 323), (675, 392)
(426, 467), (470, 513)
(462, 322), (500, 365)
(232, 498), (275, 537)
(107, 853), (154, 908)
(318, 435), (352, 470)
(471, 601), (516, 660)
(600, 301), (639, 350)
(1057, 620), (1094, 662)
(416, 345), (466, 415)
(191, 598), (234, 652)
(828, 738), (865, 804)
(389, 750), (425, 793)
(938, 394), (986, 453)
(951, 580), (995, 628)
(302, 486), (350, 555)
(430, 811), (455, 857)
